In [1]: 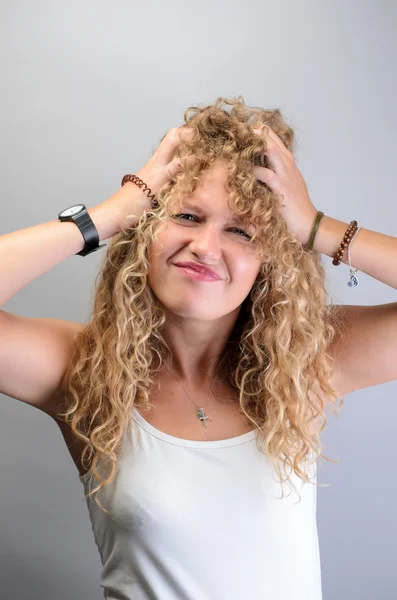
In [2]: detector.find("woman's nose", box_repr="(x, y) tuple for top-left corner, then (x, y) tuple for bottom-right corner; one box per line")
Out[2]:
(188, 226), (222, 259)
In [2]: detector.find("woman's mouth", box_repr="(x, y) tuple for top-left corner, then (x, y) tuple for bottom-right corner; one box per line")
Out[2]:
(173, 263), (222, 282)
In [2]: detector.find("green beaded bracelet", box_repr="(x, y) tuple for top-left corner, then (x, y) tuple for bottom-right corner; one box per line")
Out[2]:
(304, 211), (325, 252)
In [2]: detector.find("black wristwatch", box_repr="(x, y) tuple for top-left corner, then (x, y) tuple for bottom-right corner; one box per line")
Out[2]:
(58, 204), (107, 257)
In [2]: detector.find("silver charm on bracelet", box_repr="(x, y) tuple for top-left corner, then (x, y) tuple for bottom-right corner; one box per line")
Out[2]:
(347, 226), (362, 288)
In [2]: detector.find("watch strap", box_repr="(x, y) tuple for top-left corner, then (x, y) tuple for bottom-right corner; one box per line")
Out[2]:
(58, 206), (107, 257)
(73, 210), (106, 256)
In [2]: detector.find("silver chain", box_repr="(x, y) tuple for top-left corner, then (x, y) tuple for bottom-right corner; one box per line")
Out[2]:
(347, 226), (362, 288)
(163, 364), (213, 428)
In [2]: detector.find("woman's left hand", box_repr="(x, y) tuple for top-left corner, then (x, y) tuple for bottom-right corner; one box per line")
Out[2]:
(251, 124), (319, 246)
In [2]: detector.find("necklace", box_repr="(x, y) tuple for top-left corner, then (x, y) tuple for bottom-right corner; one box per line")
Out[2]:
(164, 364), (213, 428)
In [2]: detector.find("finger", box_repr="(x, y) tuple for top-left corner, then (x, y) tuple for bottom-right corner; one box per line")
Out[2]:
(164, 155), (199, 184)
(252, 165), (284, 197)
(176, 126), (195, 143)
(156, 127), (194, 165)
(167, 157), (184, 179)
(260, 140), (286, 175)
(252, 127), (289, 175)
(253, 125), (291, 159)
(167, 155), (199, 178)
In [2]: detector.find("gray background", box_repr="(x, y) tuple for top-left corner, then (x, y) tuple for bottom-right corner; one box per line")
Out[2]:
(0, 0), (396, 598)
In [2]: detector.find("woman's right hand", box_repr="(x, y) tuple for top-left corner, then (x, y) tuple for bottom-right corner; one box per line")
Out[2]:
(134, 126), (195, 198)
(94, 126), (195, 238)
(118, 126), (195, 228)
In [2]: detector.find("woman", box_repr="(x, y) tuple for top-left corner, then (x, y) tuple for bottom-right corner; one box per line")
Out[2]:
(1, 96), (396, 599)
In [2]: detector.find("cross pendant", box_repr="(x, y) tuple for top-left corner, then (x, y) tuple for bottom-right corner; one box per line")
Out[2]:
(197, 407), (209, 428)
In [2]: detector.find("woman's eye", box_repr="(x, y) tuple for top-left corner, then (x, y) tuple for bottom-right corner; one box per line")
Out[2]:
(173, 213), (197, 222)
(172, 214), (251, 240)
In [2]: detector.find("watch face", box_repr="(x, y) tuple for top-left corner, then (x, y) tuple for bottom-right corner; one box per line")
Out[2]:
(59, 204), (85, 218)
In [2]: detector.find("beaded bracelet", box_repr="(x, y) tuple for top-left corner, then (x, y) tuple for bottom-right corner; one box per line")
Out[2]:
(306, 211), (362, 288)
(331, 220), (358, 266)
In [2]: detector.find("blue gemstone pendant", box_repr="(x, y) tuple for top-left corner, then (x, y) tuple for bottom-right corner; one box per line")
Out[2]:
(348, 274), (359, 288)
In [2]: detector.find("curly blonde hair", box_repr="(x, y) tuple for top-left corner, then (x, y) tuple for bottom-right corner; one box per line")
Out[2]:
(59, 95), (344, 514)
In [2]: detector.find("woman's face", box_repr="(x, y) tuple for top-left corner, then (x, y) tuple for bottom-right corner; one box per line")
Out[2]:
(147, 162), (262, 322)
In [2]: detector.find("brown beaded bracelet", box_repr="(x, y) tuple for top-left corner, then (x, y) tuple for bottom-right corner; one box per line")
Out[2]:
(332, 220), (358, 266)
(121, 174), (159, 209)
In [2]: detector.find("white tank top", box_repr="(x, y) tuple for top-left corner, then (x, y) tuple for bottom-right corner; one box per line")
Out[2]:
(79, 407), (322, 600)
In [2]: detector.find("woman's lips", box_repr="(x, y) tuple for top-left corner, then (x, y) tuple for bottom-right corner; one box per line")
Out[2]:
(173, 264), (222, 282)
(173, 262), (221, 279)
